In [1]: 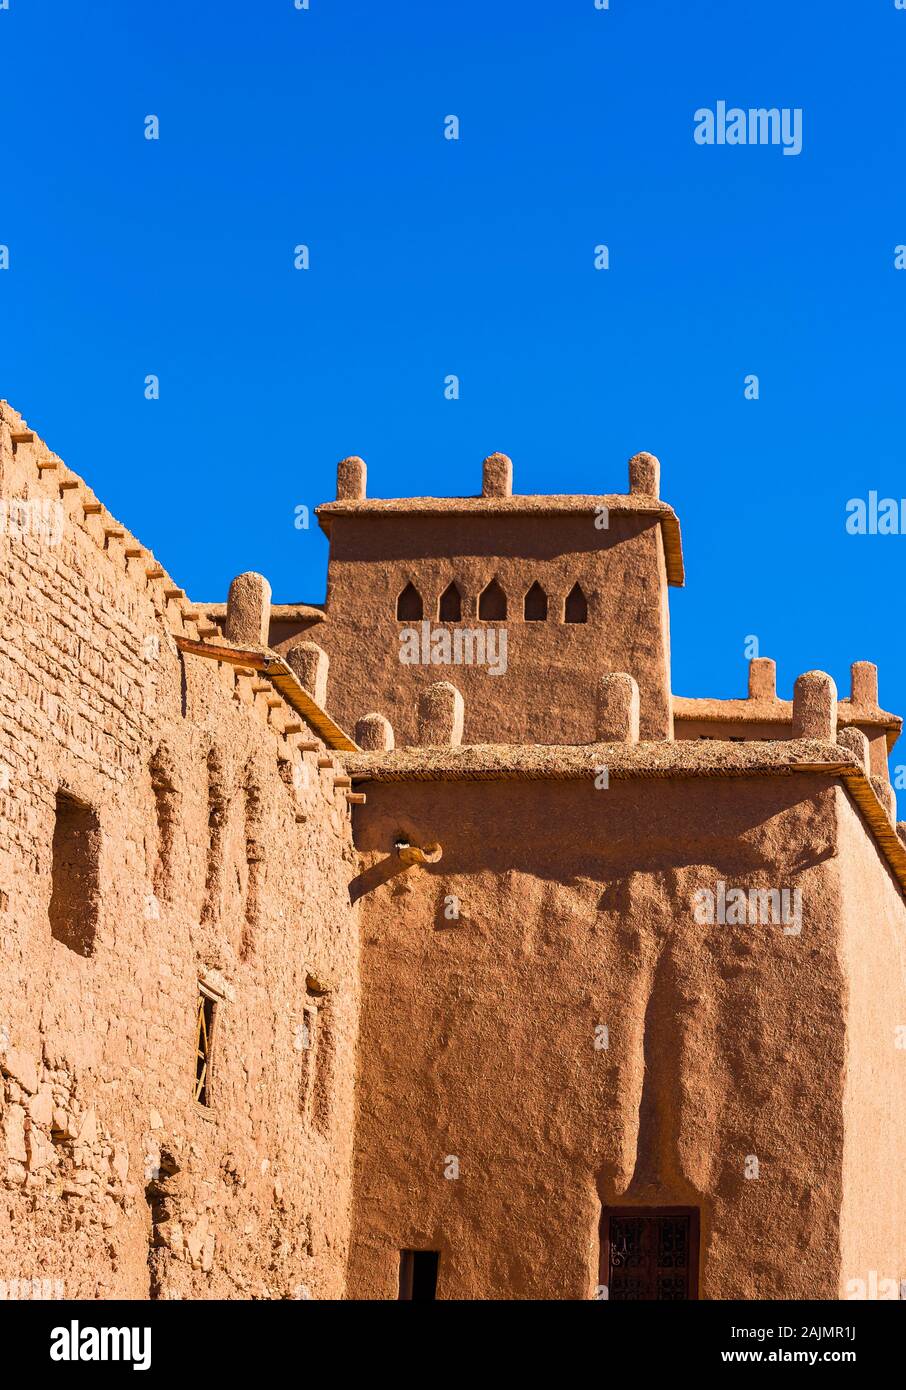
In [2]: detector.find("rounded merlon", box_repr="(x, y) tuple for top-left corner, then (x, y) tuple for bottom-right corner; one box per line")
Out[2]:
(628, 451), (660, 498)
(287, 641), (329, 707)
(596, 672), (640, 743)
(850, 661), (879, 709)
(417, 681), (464, 747)
(791, 670), (837, 740)
(482, 453), (513, 499)
(748, 657), (776, 701)
(355, 712), (395, 752)
(224, 572), (272, 646)
(336, 456), (367, 501)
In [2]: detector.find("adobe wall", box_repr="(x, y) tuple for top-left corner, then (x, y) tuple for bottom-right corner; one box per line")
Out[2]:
(675, 718), (892, 780)
(836, 786), (906, 1297)
(316, 510), (672, 746)
(0, 411), (360, 1299)
(347, 772), (849, 1299)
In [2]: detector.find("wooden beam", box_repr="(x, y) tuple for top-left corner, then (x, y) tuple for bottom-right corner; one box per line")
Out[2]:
(174, 636), (359, 752)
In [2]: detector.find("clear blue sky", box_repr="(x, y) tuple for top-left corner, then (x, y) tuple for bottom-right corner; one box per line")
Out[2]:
(4, 1), (906, 783)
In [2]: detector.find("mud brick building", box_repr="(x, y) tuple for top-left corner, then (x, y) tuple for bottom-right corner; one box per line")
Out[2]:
(1, 400), (905, 1300)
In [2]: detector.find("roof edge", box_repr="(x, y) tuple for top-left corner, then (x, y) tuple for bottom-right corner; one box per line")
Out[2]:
(316, 494), (685, 586)
(340, 738), (906, 897)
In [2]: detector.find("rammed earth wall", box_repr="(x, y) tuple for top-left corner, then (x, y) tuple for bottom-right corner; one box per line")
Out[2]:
(0, 404), (361, 1299)
(347, 774), (860, 1300)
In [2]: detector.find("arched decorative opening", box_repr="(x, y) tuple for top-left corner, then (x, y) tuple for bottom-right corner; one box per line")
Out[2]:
(478, 578), (507, 621)
(438, 582), (462, 622)
(523, 582), (548, 621)
(564, 582), (588, 624)
(396, 582), (423, 621)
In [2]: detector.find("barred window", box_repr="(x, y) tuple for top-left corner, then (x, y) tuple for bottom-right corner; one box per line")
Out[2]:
(600, 1208), (699, 1301)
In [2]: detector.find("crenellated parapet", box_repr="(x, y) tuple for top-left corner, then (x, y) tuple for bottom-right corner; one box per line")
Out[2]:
(674, 655), (901, 781)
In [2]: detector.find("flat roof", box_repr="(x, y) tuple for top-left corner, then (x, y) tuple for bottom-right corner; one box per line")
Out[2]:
(342, 738), (854, 783)
(673, 695), (902, 750)
(316, 494), (685, 586)
(341, 737), (906, 895)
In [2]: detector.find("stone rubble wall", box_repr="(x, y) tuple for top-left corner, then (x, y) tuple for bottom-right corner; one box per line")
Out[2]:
(0, 404), (361, 1300)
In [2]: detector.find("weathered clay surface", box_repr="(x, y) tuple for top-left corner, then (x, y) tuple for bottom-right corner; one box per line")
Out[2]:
(3, 401), (906, 1302)
(347, 775), (859, 1299)
(0, 403), (360, 1300)
(311, 489), (676, 746)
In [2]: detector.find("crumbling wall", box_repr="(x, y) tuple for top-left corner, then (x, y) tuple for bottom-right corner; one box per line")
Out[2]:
(347, 772), (852, 1299)
(0, 405), (360, 1300)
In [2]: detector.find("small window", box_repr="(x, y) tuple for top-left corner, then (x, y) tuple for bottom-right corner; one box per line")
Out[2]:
(523, 582), (547, 621)
(600, 1208), (699, 1301)
(564, 582), (588, 624)
(194, 991), (216, 1106)
(478, 578), (507, 621)
(396, 582), (423, 621)
(399, 1250), (440, 1301)
(49, 790), (100, 956)
(438, 582), (462, 622)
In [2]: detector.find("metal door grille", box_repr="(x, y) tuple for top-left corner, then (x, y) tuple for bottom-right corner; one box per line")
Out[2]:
(601, 1208), (698, 1301)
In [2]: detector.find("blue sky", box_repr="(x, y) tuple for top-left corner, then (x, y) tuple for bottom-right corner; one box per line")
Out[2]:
(4, 0), (906, 783)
